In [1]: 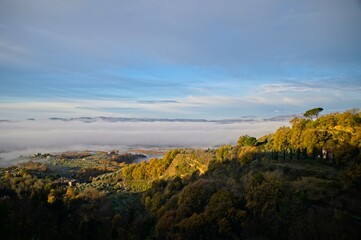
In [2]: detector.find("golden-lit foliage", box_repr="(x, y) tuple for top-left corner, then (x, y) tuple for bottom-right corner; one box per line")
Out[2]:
(271, 111), (361, 164)
(238, 146), (258, 165)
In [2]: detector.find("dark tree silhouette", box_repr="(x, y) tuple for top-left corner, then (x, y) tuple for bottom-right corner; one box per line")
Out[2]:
(304, 107), (323, 120)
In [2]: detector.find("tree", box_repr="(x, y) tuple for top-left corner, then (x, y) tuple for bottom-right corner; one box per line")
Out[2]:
(216, 145), (233, 161)
(304, 107), (323, 120)
(237, 135), (257, 147)
(238, 146), (258, 165)
(272, 127), (291, 160)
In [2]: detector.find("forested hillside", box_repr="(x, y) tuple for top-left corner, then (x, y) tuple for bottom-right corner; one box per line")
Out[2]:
(1, 110), (361, 240)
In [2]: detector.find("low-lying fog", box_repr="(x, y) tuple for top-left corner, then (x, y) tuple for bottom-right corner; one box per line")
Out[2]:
(0, 118), (290, 165)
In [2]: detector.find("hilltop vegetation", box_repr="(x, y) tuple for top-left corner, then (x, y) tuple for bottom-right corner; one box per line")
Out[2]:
(1, 110), (361, 239)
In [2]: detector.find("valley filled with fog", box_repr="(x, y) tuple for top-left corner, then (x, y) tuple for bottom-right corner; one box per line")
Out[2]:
(0, 117), (289, 164)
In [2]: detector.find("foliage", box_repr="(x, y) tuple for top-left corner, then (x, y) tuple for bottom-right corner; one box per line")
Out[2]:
(271, 111), (361, 164)
(303, 107), (324, 120)
(342, 163), (361, 190)
(216, 144), (233, 161)
(238, 146), (258, 165)
(237, 135), (257, 146)
(121, 149), (181, 180)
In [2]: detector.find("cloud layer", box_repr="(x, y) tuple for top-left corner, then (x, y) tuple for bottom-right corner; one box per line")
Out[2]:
(1, 0), (360, 69)
(0, 118), (289, 164)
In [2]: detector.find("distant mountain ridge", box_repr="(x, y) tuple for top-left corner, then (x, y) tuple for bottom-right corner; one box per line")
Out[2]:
(47, 115), (299, 124)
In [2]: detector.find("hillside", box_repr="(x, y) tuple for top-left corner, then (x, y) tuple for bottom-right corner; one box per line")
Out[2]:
(0, 110), (361, 239)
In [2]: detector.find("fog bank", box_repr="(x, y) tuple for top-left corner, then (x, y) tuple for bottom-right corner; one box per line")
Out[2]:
(0, 118), (289, 164)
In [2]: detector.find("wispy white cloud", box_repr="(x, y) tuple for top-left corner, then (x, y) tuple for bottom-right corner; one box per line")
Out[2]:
(0, 97), (226, 119)
(0, 39), (28, 54)
(246, 95), (306, 106)
(260, 83), (319, 93)
(1, 77), (360, 120)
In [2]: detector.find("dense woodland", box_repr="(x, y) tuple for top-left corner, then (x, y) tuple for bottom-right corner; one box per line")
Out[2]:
(1, 109), (361, 239)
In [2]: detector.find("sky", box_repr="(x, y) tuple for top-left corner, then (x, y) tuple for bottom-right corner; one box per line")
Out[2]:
(0, 0), (361, 120)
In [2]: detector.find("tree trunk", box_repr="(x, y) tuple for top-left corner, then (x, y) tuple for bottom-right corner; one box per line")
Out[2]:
(303, 148), (308, 160)
(312, 147), (317, 159)
(296, 149), (300, 161)
(290, 149), (293, 161)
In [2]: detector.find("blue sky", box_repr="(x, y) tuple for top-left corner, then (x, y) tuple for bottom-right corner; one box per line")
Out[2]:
(1, 0), (361, 120)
